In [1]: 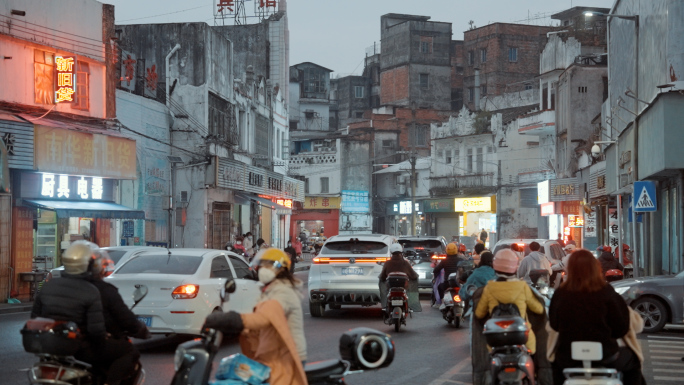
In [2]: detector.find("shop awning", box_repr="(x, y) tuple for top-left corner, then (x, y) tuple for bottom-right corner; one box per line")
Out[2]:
(23, 199), (145, 220)
(234, 193), (291, 211)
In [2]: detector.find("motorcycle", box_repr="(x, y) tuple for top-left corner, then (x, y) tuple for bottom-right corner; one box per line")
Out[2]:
(21, 285), (149, 385)
(440, 272), (465, 328)
(562, 341), (622, 385)
(382, 272), (411, 332)
(482, 303), (535, 385)
(171, 280), (395, 385)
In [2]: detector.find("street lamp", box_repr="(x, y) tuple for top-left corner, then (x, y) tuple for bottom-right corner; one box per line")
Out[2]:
(585, 10), (640, 271)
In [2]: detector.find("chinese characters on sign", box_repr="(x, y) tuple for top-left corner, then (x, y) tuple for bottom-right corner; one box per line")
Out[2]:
(12, 207), (34, 275)
(341, 190), (370, 213)
(597, 175), (606, 190)
(54, 56), (76, 103)
(35, 126), (136, 179)
(553, 184), (575, 196)
(584, 209), (597, 238)
(217, 0), (235, 13)
(303, 196), (341, 209)
(568, 215), (584, 227)
(275, 199), (293, 208)
(41, 173), (103, 200)
(454, 196), (495, 212)
(399, 201), (412, 214)
(609, 208), (619, 248)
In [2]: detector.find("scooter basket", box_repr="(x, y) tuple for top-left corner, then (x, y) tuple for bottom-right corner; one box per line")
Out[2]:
(386, 272), (409, 289)
(483, 316), (528, 347)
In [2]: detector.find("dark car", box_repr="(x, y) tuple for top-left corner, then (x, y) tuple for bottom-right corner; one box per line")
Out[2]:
(398, 236), (448, 289)
(611, 271), (684, 333)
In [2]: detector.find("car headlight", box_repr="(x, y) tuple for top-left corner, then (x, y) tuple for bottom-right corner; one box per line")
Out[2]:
(614, 286), (631, 295)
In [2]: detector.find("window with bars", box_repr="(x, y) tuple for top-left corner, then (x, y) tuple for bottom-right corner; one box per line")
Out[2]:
(446, 149), (452, 164)
(209, 93), (237, 145)
(468, 87), (475, 102)
(476, 147), (484, 173)
(320, 177), (329, 193)
(468, 50), (475, 66)
(454, 149), (460, 168)
(410, 125), (429, 147)
(354, 86), (364, 98)
(420, 41), (432, 54)
(508, 47), (518, 62)
(481, 48), (487, 63)
(467, 149), (473, 173)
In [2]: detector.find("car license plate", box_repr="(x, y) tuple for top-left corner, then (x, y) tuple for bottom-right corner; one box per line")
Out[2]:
(418, 272), (426, 279)
(391, 300), (404, 306)
(341, 267), (363, 275)
(137, 316), (152, 327)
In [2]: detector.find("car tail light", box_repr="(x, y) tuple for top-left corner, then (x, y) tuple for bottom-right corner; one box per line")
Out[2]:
(172, 284), (199, 299)
(431, 254), (447, 260)
(453, 295), (461, 303)
(40, 366), (60, 379)
(504, 367), (517, 373)
(494, 320), (515, 329)
(516, 243), (525, 248)
(313, 257), (387, 264)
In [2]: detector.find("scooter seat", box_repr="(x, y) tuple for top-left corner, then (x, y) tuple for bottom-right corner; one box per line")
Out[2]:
(304, 359), (347, 380)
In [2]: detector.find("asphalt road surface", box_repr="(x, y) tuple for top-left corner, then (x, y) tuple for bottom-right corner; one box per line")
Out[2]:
(3, 270), (682, 385)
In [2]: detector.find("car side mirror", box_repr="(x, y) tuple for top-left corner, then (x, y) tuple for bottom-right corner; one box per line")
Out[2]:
(221, 279), (236, 301)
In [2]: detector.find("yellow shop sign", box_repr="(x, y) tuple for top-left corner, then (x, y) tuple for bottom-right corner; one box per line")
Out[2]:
(454, 196), (496, 212)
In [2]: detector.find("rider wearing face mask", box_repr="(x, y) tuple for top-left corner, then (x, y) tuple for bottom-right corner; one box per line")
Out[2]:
(204, 248), (307, 385)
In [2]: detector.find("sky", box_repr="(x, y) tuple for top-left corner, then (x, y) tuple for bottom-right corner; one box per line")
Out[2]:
(107, 0), (615, 77)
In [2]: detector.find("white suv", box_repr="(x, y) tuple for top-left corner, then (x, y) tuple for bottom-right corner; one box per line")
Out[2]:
(308, 234), (396, 317)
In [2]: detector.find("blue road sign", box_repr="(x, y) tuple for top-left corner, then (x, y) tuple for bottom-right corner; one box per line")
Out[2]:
(633, 181), (657, 212)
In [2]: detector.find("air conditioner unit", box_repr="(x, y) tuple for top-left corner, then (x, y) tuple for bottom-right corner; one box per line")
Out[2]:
(179, 191), (189, 203)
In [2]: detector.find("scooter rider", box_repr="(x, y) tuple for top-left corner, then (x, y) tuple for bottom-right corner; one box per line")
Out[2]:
(30, 241), (126, 385)
(379, 243), (419, 283)
(86, 244), (150, 384)
(433, 242), (466, 304)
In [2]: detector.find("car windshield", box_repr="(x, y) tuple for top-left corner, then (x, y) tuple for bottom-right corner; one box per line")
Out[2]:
(321, 241), (388, 255)
(459, 237), (477, 249)
(399, 240), (443, 251)
(115, 254), (203, 275)
(105, 250), (127, 265)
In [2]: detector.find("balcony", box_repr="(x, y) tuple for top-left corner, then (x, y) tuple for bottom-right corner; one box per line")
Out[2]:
(518, 110), (556, 136)
(429, 173), (496, 197)
(288, 151), (338, 169)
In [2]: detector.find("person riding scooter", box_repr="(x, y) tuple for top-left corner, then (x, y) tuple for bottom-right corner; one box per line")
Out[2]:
(598, 246), (623, 275)
(379, 244), (421, 315)
(31, 241), (133, 385)
(433, 242), (467, 306)
(87, 245), (150, 384)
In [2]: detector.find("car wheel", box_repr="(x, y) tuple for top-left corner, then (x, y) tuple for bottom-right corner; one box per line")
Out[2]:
(632, 297), (668, 333)
(309, 301), (325, 318)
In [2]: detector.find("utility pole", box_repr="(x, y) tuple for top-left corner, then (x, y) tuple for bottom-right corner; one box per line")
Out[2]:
(410, 154), (417, 236)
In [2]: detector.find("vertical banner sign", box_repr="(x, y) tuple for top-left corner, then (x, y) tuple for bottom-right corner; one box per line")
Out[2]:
(584, 209), (597, 238)
(54, 56), (76, 103)
(608, 209), (619, 248)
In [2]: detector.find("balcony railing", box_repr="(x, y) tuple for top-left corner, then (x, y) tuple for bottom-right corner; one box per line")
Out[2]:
(288, 152), (338, 167)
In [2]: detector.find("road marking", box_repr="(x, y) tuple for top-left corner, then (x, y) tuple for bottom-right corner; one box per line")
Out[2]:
(427, 357), (472, 385)
(653, 368), (684, 373)
(650, 356), (683, 360)
(649, 349), (684, 353)
(647, 340), (684, 345)
(654, 376), (684, 381)
(647, 335), (684, 341)
(651, 362), (684, 367)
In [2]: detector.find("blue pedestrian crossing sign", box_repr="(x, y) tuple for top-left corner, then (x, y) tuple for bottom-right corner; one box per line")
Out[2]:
(633, 181), (657, 212)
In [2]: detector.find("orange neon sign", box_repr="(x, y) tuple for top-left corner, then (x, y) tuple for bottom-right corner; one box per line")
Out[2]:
(55, 56), (76, 103)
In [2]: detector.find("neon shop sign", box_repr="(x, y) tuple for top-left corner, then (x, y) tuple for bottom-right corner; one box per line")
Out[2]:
(41, 173), (103, 200)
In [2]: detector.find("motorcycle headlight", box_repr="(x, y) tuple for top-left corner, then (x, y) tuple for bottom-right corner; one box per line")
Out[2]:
(614, 286), (631, 296)
(174, 346), (187, 371)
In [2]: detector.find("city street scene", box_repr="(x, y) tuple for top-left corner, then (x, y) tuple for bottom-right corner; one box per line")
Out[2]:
(1, 0), (683, 384)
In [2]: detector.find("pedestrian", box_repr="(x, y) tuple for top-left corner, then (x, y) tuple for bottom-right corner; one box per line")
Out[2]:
(566, 235), (577, 246)
(461, 251), (496, 304)
(556, 233), (565, 247)
(479, 228), (488, 244)
(292, 237), (303, 262)
(548, 249), (644, 385)
(284, 239), (297, 271)
(244, 232), (254, 258)
(516, 241), (552, 283)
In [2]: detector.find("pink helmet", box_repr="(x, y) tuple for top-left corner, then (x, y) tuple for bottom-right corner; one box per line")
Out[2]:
(493, 249), (519, 274)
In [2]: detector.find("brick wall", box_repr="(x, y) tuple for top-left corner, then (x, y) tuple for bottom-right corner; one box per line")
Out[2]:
(380, 66), (410, 106)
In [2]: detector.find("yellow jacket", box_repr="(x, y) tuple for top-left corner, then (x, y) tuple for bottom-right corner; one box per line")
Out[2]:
(475, 280), (545, 354)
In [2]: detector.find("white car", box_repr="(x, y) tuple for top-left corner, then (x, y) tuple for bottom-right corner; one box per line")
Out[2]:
(308, 234), (397, 317)
(47, 246), (159, 280)
(107, 248), (261, 335)
(492, 239), (565, 263)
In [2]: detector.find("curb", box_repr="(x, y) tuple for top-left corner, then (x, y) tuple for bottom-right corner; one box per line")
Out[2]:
(0, 304), (33, 315)
(294, 265), (311, 273)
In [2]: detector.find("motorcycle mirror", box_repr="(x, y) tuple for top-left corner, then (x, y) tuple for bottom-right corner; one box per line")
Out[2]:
(221, 279), (237, 301)
(132, 284), (148, 309)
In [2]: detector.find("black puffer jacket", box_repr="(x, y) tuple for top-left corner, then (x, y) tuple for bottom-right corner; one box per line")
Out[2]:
(88, 279), (144, 340)
(433, 255), (466, 280)
(379, 255), (419, 281)
(598, 252), (624, 274)
(31, 274), (106, 346)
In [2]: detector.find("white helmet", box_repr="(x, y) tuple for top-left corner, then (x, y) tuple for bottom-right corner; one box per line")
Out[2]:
(62, 240), (99, 275)
(389, 243), (403, 254)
